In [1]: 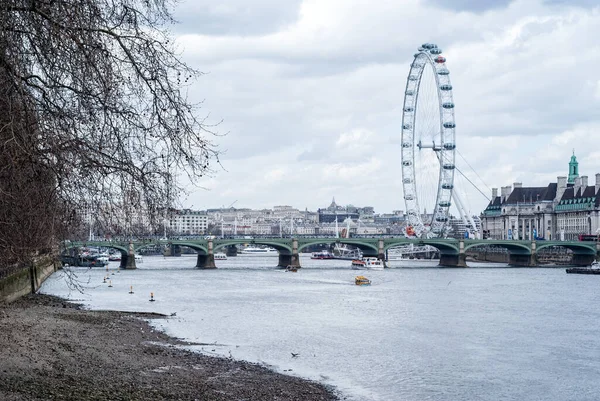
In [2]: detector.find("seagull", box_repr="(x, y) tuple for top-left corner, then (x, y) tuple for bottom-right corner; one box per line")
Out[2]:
(291, 353), (299, 358)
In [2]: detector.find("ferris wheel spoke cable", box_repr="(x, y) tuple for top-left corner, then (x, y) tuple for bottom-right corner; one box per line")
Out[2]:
(456, 149), (492, 199)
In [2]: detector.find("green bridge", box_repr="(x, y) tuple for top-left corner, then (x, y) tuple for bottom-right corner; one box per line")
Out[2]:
(64, 237), (600, 270)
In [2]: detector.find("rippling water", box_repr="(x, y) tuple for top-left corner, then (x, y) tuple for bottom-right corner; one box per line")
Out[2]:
(41, 255), (600, 401)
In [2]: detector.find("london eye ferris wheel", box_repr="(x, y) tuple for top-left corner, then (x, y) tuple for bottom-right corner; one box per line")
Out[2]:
(401, 43), (460, 238)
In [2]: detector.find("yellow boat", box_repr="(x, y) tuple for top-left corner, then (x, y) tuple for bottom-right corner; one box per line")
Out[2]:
(355, 275), (371, 286)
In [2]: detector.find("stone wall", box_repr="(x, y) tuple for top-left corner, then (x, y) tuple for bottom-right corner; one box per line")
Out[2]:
(0, 256), (59, 303)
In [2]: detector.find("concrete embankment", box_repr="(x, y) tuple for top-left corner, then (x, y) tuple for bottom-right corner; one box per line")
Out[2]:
(0, 256), (59, 303)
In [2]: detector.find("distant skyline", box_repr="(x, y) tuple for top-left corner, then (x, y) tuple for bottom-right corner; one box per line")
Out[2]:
(170, 0), (600, 215)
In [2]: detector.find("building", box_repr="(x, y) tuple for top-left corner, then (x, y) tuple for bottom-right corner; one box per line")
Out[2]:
(317, 198), (374, 224)
(169, 209), (208, 235)
(481, 154), (600, 241)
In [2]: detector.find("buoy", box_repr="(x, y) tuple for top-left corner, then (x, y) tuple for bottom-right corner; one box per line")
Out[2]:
(149, 292), (155, 302)
(117, 267), (121, 274)
(129, 285), (134, 294)
(103, 277), (106, 283)
(108, 280), (113, 288)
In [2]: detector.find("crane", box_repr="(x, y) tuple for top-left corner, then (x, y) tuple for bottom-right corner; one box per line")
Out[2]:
(221, 200), (238, 238)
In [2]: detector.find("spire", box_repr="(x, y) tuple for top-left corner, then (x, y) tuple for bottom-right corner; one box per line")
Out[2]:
(568, 151), (579, 184)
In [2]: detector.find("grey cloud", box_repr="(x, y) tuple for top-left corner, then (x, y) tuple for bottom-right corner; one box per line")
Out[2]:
(424, 0), (513, 12)
(544, 0), (600, 7)
(171, 0), (302, 36)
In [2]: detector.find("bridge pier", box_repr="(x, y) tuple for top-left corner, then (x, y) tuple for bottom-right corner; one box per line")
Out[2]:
(196, 254), (216, 269)
(277, 239), (300, 268)
(438, 240), (467, 267)
(121, 242), (136, 270)
(438, 253), (467, 267)
(197, 239), (216, 269)
(378, 239), (387, 268)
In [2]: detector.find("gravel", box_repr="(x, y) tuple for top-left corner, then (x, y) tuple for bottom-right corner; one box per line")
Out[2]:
(0, 294), (340, 401)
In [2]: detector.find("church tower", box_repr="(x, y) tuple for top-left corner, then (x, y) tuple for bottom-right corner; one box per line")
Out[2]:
(568, 150), (579, 184)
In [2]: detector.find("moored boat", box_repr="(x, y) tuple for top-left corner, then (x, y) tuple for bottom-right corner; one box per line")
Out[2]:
(351, 259), (367, 269)
(311, 250), (334, 259)
(239, 246), (277, 255)
(214, 252), (227, 260)
(566, 261), (600, 274)
(351, 257), (384, 270)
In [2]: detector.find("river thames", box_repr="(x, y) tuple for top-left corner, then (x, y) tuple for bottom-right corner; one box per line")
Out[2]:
(40, 255), (600, 401)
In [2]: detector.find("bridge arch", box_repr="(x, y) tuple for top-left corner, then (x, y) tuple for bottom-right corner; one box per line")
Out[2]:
(64, 241), (129, 255)
(464, 241), (531, 255)
(212, 239), (293, 254)
(297, 239), (378, 255)
(165, 242), (208, 254)
(537, 242), (596, 255)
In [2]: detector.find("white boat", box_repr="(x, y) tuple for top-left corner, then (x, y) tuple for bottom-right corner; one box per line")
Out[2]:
(135, 254), (143, 262)
(239, 246), (278, 255)
(351, 257), (384, 270)
(214, 252), (227, 260)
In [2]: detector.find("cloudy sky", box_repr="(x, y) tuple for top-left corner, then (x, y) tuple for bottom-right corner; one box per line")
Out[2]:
(169, 0), (600, 216)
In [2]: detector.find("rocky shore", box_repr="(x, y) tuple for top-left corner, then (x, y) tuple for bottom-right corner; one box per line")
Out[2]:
(0, 294), (339, 401)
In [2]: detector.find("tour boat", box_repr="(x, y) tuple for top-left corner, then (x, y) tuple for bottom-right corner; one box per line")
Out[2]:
(239, 246), (277, 255)
(214, 252), (227, 260)
(355, 275), (371, 286)
(351, 257), (384, 270)
(311, 250), (334, 259)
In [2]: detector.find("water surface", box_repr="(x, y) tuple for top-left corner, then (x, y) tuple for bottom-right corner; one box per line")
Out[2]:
(41, 255), (600, 401)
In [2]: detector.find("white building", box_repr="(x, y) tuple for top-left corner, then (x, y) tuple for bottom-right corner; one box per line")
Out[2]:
(169, 209), (208, 235)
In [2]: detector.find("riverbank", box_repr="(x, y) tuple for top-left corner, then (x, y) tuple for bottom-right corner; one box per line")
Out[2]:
(0, 294), (339, 401)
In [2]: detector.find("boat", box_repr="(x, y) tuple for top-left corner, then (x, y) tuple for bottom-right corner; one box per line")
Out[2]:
(285, 265), (298, 272)
(239, 246), (278, 255)
(355, 275), (371, 286)
(214, 252), (227, 260)
(311, 250), (334, 259)
(566, 261), (600, 274)
(61, 255), (109, 268)
(108, 254), (121, 262)
(351, 257), (384, 270)
(135, 254), (143, 262)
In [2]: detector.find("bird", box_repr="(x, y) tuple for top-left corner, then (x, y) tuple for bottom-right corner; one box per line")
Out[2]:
(291, 353), (299, 358)
(170, 312), (177, 317)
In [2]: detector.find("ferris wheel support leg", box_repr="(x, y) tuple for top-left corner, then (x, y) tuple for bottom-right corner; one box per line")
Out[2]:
(452, 189), (479, 238)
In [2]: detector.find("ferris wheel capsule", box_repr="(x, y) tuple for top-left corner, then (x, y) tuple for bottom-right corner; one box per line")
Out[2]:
(435, 56), (446, 63)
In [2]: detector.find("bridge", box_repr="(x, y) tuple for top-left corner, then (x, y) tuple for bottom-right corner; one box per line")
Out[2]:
(63, 237), (600, 270)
